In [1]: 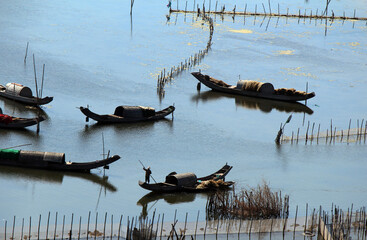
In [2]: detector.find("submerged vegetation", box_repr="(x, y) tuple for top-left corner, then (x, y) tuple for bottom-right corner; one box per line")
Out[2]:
(206, 181), (289, 220)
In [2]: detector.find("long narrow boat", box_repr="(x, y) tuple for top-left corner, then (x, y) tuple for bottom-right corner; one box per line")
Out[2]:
(0, 83), (53, 106)
(138, 164), (234, 193)
(191, 72), (315, 102)
(79, 105), (175, 124)
(0, 114), (45, 129)
(0, 149), (120, 173)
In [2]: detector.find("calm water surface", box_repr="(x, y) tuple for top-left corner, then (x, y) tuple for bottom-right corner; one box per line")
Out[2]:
(0, 0), (366, 225)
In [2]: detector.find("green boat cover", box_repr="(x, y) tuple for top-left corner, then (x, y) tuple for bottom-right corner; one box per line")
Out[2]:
(0, 149), (20, 160)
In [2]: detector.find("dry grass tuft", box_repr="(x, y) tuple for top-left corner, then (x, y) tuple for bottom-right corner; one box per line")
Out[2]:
(206, 181), (289, 220)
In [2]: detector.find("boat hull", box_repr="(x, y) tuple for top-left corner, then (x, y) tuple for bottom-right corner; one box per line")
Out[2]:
(191, 72), (315, 102)
(0, 116), (45, 129)
(79, 106), (175, 123)
(0, 154), (120, 173)
(0, 85), (53, 106)
(138, 164), (234, 193)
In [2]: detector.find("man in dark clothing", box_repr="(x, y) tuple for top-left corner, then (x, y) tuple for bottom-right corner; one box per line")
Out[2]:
(143, 166), (152, 183)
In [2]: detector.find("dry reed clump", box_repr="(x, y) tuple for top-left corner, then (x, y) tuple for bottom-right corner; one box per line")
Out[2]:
(196, 179), (231, 189)
(206, 75), (231, 87)
(274, 88), (307, 96)
(206, 181), (289, 220)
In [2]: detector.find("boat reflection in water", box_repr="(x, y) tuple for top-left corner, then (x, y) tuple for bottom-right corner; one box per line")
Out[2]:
(192, 91), (314, 115)
(137, 192), (209, 218)
(0, 165), (117, 192)
(0, 97), (49, 118)
(80, 118), (174, 141)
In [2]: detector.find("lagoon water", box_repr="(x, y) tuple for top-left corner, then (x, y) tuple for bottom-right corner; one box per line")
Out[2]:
(0, 0), (366, 226)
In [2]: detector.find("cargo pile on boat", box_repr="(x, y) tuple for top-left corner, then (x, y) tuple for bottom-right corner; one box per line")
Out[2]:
(274, 87), (308, 96)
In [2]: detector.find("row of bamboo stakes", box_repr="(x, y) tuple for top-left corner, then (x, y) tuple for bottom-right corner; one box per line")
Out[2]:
(2, 204), (366, 239)
(170, 0), (367, 21)
(281, 118), (367, 145)
(321, 205), (367, 240)
(157, 13), (214, 100)
(157, 0), (366, 99)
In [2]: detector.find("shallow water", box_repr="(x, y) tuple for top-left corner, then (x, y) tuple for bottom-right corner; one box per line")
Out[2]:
(0, 0), (366, 226)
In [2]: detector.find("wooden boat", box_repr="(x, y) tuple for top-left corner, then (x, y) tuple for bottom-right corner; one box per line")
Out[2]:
(0, 114), (45, 129)
(191, 72), (315, 102)
(0, 83), (53, 106)
(79, 105), (175, 124)
(0, 149), (120, 173)
(138, 164), (234, 193)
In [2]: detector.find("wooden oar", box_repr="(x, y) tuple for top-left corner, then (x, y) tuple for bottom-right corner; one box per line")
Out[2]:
(2, 143), (32, 150)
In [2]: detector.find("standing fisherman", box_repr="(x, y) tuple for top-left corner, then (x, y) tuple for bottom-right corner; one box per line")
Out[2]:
(143, 166), (152, 183)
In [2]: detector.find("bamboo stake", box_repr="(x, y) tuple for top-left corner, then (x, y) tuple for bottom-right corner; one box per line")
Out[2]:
(194, 210), (200, 238)
(262, 3), (266, 15)
(29, 216), (32, 240)
(293, 206), (298, 240)
(270, 218), (273, 239)
(61, 215), (65, 240)
(184, 212), (188, 237)
(12, 216), (15, 240)
(333, 127), (336, 144)
(37, 214), (41, 240)
(70, 213), (74, 239)
(24, 42), (29, 63)
(304, 203), (308, 235)
(330, 119), (333, 144)
(268, 0), (271, 15)
(103, 212), (107, 239)
(347, 119), (351, 144)
(46, 212), (50, 240)
(341, 129), (343, 142)
(155, 214), (160, 240)
(86, 211), (90, 240)
(95, 213), (98, 240)
(40, 64), (45, 98)
(238, 218), (242, 239)
(21, 218), (24, 240)
(110, 215), (113, 240)
(160, 214), (164, 240)
(78, 216), (82, 240)
(117, 215), (123, 240)
(305, 121), (310, 144)
(297, 128), (299, 144)
(33, 54), (40, 101)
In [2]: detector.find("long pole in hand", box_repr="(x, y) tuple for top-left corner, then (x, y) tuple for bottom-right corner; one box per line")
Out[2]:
(138, 160), (157, 183)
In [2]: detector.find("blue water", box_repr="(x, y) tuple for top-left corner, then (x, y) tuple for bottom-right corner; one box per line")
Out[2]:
(0, 0), (366, 228)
